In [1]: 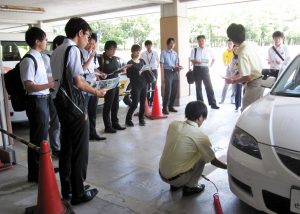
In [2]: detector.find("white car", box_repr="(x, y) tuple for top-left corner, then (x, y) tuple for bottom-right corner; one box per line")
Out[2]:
(227, 55), (300, 214)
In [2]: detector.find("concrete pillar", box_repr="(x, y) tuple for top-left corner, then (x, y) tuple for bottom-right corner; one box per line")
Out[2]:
(160, 0), (190, 106)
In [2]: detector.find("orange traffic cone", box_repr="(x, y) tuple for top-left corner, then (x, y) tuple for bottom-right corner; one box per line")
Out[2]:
(134, 98), (151, 117)
(25, 141), (73, 214)
(147, 86), (167, 120)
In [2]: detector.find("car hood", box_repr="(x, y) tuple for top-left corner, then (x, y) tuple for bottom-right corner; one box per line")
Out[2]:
(237, 95), (300, 152)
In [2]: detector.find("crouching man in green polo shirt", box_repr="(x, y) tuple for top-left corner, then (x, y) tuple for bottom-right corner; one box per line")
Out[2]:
(159, 101), (227, 196)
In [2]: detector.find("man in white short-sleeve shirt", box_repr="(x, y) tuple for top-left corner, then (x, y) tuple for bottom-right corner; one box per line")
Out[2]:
(20, 27), (54, 183)
(190, 35), (219, 109)
(268, 31), (290, 76)
(51, 17), (106, 206)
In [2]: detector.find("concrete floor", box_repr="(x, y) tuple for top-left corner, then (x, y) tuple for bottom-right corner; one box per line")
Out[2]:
(0, 93), (264, 214)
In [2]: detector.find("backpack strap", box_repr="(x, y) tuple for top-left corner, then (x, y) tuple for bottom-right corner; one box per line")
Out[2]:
(272, 46), (284, 61)
(22, 54), (38, 75)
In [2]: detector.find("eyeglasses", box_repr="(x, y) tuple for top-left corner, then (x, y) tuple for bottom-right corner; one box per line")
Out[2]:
(84, 32), (91, 40)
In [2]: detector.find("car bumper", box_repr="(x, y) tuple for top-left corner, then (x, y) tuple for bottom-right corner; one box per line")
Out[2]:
(227, 143), (300, 214)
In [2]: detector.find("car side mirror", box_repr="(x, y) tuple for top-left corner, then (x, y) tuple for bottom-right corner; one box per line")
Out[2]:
(261, 76), (276, 88)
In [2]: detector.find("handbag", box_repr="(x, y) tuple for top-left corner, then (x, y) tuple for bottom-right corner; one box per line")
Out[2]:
(142, 69), (156, 84)
(186, 48), (197, 84)
(186, 70), (195, 84)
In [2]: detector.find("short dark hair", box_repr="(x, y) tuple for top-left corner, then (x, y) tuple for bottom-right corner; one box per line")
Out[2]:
(52, 35), (66, 50)
(25, 27), (46, 48)
(131, 44), (141, 52)
(185, 101), (208, 121)
(90, 33), (98, 42)
(227, 23), (246, 44)
(104, 40), (117, 51)
(197, 35), (206, 40)
(144, 40), (152, 46)
(65, 17), (91, 39)
(272, 31), (284, 38)
(167, 38), (175, 45)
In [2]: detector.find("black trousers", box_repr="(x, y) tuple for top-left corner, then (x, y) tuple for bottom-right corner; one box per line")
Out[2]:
(103, 86), (119, 128)
(193, 66), (217, 106)
(126, 84), (147, 121)
(49, 98), (60, 153)
(163, 69), (179, 109)
(25, 95), (49, 181)
(54, 101), (89, 198)
(147, 69), (158, 104)
(84, 95), (99, 137)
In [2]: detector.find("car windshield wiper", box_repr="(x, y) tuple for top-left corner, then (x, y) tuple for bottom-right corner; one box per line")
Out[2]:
(272, 91), (300, 97)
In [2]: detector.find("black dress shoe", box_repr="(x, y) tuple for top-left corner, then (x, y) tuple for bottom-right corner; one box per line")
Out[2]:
(162, 109), (169, 115)
(126, 120), (134, 127)
(112, 123), (126, 130)
(71, 188), (99, 205)
(211, 105), (220, 109)
(90, 134), (106, 141)
(182, 184), (205, 196)
(54, 167), (59, 173)
(28, 177), (38, 183)
(169, 107), (178, 112)
(139, 120), (146, 126)
(62, 185), (91, 201)
(105, 127), (117, 133)
(170, 185), (182, 192)
(52, 150), (60, 158)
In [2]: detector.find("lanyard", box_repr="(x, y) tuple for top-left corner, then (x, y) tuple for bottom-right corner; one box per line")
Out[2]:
(147, 52), (154, 64)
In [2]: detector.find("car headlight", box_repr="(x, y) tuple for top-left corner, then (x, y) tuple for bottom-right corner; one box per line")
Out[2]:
(231, 127), (262, 159)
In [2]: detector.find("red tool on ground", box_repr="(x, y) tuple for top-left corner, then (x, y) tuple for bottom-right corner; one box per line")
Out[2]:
(202, 175), (223, 214)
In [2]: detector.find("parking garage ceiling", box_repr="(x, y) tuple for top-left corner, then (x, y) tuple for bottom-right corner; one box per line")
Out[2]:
(0, 0), (263, 32)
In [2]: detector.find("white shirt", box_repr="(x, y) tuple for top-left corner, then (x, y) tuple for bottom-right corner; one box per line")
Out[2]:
(42, 53), (52, 75)
(20, 49), (49, 95)
(81, 48), (98, 83)
(50, 38), (84, 97)
(140, 50), (159, 70)
(190, 47), (215, 67)
(268, 44), (290, 71)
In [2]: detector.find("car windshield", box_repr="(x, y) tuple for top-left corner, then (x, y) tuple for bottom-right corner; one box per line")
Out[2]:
(271, 55), (300, 97)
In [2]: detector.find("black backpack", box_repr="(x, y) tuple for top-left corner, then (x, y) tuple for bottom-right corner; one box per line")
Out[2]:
(4, 54), (37, 112)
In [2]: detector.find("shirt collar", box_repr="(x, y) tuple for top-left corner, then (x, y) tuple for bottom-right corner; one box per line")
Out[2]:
(185, 120), (198, 127)
(29, 48), (42, 59)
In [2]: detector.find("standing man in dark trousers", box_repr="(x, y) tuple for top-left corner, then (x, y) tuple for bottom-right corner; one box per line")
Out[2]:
(141, 40), (160, 106)
(51, 17), (106, 205)
(99, 40), (126, 133)
(190, 35), (219, 109)
(160, 38), (180, 115)
(20, 27), (54, 183)
(82, 33), (106, 141)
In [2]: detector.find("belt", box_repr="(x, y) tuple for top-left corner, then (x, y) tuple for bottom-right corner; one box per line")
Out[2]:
(27, 94), (50, 99)
(159, 170), (185, 182)
(164, 68), (175, 72)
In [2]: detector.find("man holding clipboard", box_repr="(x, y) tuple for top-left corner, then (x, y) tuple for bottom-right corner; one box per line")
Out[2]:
(98, 41), (129, 133)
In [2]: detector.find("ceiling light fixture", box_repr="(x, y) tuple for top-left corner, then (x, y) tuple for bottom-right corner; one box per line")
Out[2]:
(0, 5), (45, 13)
